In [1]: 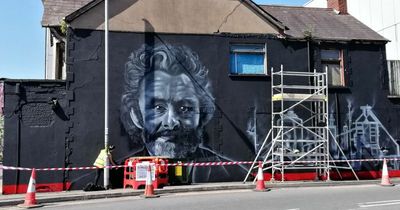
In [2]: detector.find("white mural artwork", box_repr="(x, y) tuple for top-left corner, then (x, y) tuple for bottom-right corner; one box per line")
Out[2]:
(120, 43), (248, 182)
(120, 43), (216, 159)
(330, 104), (400, 170)
(263, 103), (400, 170)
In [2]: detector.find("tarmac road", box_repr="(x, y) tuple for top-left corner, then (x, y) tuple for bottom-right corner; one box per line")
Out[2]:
(4, 184), (400, 210)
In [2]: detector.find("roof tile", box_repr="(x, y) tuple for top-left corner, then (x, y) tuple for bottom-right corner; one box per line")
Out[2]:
(260, 5), (387, 41)
(41, 0), (93, 26)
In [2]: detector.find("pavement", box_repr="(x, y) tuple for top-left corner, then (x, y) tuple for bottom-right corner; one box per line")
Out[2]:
(0, 178), (397, 208)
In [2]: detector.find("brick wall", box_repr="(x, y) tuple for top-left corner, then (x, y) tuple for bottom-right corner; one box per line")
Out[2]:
(328, 0), (347, 14)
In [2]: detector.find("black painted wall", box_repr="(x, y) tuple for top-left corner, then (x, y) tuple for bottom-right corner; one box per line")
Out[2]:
(63, 29), (313, 188)
(3, 81), (68, 193)
(64, 28), (399, 188)
(4, 28), (400, 191)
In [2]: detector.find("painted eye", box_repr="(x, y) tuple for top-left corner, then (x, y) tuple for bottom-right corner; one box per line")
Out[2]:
(154, 105), (166, 112)
(179, 106), (192, 113)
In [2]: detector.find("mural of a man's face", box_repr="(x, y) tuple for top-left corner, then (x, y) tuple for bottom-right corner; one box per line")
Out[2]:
(121, 44), (215, 159)
(138, 70), (201, 158)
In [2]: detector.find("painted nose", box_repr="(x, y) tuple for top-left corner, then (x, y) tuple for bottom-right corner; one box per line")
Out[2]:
(162, 108), (180, 130)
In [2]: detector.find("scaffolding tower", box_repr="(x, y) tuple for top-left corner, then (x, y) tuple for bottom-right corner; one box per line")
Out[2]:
(271, 65), (330, 181)
(244, 65), (358, 182)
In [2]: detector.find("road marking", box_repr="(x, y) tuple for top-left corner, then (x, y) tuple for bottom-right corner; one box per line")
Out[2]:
(360, 199), (400, 205)
(167, 189), (252, 197)
(358, 199), (400, 208)
(33, 196), (141, 209)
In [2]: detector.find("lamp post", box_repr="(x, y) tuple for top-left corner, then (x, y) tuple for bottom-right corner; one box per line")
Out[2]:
(104, 0), (110, 189)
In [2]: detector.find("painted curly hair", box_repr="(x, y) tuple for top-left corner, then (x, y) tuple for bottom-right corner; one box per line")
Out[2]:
(120, 43), (215, 142)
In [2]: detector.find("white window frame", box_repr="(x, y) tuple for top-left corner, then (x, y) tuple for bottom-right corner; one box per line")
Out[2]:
(229, 44), (267, 75)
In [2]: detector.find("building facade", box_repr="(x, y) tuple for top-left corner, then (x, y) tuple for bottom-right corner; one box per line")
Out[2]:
(2, 0), (399, 194)
(305, 0), (400, 96)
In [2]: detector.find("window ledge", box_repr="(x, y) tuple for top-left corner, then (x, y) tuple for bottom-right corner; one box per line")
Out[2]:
(228, 74), (269, 77)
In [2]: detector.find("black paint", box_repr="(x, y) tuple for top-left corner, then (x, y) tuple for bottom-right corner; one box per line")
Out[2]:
(3, 29), (399, 191)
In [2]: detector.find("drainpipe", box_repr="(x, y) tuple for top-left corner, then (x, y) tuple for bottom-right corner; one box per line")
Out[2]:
(15, 108), (21, 193)
(15, 83), (21, 193)
(307, 40), (311, 72)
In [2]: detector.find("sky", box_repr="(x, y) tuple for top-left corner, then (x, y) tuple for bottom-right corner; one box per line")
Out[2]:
(0, 0), (309, 80)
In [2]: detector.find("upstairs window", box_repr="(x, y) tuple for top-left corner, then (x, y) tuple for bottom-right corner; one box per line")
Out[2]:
(55, 42), (66, 80)
(388, 60), (400, 97)
(321, 49), (345, 87)
(230, 44), (266, 75)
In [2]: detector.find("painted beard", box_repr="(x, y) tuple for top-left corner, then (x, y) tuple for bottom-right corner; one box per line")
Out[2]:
(144, 130), (200, 158)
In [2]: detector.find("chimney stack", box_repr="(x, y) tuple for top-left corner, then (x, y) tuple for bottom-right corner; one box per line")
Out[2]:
(327, 0), (348, 15)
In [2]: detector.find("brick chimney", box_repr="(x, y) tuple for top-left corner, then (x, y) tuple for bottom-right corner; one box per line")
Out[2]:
(327, 0), (348, 15)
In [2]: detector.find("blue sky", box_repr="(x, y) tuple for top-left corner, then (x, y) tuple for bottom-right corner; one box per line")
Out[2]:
(0, 1), (45, 79)
(0, 0), (308, 79)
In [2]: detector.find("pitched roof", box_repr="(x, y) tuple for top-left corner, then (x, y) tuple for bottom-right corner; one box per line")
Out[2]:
(42, 0), (285, 30)
(41, 0), (387, 42)
(260, 5), (387, 42)
(64, 0), (286, 31)
(41, 0), (93, 26)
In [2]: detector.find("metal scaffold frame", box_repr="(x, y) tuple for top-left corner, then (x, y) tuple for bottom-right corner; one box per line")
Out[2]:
(271, 65), (329, 181)
(244, 65), (358, 183)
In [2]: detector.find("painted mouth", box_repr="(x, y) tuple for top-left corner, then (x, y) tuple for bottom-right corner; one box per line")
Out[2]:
(153, 130), (180, 143)
(156, 136), (176, 143)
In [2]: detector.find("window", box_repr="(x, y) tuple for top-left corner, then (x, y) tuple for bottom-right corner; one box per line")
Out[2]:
(230, 44), (266, 75)
(55, 42), (66, 80)
(388, 60), (400, 96)
(321, 49), (345, 86)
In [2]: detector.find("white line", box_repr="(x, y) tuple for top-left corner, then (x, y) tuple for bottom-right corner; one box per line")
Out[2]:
(169, 189), (252, 197)
(359, 199), (400, 205)
(359, 201), (400, 208)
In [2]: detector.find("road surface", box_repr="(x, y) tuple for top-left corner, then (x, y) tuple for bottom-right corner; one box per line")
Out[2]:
(4, 184), (400, 210)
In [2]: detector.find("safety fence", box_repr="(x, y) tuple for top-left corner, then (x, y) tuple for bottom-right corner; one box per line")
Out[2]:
(0, 158), (398, 171)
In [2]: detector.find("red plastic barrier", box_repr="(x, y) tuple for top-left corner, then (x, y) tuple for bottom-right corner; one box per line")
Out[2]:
(123, 157), (168, 189)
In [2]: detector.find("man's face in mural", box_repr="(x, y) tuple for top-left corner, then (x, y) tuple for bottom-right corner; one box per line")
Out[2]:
(122, 44), (215, 160)
(138, 70), (201, 158)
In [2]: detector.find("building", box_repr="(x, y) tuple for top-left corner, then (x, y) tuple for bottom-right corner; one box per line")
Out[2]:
(2, 0), (399, 194)
(42, 0), (92, 79)
(305, 0), (400, 96)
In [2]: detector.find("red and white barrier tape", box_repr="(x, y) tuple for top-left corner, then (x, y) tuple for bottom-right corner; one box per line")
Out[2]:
(0, 165), (126, 171)
(282, 158), (400, 164)
(1, 158), (399, 171)
(167, 161), (254, 167)
(0, 166), (32, 171)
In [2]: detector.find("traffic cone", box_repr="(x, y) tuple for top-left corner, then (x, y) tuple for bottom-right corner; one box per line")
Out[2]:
(142, 164), (159, 198)
(17, 169), (43, 208)
(380, 158), (395, 186)
(254, 162), (269, 192)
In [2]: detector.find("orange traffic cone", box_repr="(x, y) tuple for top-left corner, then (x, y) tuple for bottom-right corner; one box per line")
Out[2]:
(142, 164), (159, 198)
(18, 169), (43, 208)
(254, 162), (269, 192)
(381, 158), (395, 186)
